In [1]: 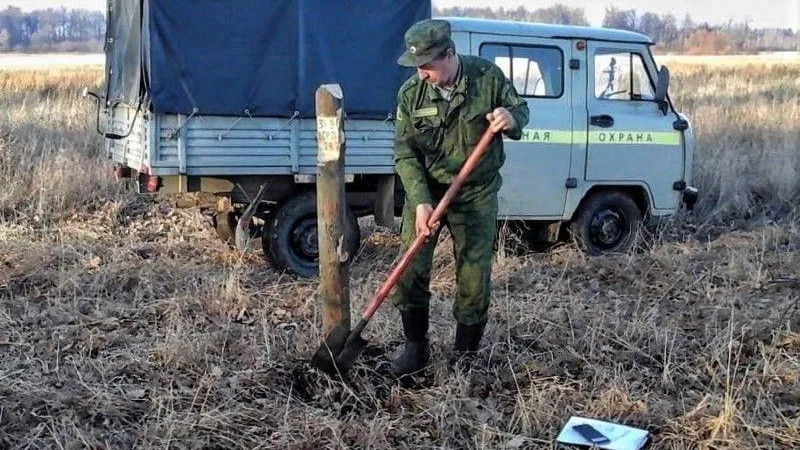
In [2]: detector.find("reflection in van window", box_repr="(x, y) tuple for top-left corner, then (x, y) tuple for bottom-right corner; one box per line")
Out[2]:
(480, 44), (563, 98)
(595, 52), (655, 101)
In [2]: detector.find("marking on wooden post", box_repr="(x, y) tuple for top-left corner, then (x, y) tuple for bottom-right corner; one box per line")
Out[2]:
(317, 116), (342, 163)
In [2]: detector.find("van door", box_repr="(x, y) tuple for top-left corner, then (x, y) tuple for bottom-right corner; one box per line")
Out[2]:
(585, 41), (684, 211)
(471, 34), (573, 220)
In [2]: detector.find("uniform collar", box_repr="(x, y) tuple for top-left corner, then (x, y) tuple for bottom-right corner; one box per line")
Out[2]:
(451, 55), (463, 87)
(453, 56), (468, 95)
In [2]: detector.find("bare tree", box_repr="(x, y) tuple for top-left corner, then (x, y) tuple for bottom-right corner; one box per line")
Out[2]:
(0, 6), (105, 52)
(602, 7), (637, 31)
(435, 4), (589, 26)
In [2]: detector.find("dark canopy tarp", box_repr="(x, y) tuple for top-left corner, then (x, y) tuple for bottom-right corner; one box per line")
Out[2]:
(105, 0), (430, 119)
(294, 0), (429, 119)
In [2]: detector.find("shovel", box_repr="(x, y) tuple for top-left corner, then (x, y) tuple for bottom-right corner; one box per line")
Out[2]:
(311, 127), (498, 376)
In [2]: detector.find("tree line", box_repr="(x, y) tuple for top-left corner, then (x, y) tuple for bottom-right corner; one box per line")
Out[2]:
(435, 5), (799, 53)
(0, 6), (105, 52)
(1, 5), (796, 54)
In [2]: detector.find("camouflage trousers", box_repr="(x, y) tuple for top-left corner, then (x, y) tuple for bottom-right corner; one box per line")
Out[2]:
(390, 181), (499, 326)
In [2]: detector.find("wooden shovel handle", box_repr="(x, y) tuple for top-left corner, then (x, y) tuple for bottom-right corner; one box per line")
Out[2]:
(361, 127), (497, 320)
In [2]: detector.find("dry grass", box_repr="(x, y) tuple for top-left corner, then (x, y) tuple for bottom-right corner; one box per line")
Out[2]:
(0, 59), (798, 449)
(666, 60), (800, 223)
(0, 69), (119, 221)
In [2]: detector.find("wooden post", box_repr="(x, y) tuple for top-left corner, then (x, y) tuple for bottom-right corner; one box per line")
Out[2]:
(315, 84), (350, 337)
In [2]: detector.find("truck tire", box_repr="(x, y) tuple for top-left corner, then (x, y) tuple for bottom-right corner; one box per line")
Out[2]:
(569, 191), (642, 255)
(263, 191), (361, 278)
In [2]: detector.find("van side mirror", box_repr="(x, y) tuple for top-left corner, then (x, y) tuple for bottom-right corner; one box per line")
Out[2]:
(654, 65), (670, 115)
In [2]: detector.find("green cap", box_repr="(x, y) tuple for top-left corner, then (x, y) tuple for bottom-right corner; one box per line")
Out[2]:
(397, 19), (454, 67)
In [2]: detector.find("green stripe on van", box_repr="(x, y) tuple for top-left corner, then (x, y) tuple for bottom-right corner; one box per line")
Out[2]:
(588, 131), (681, 146)
(518, 129), (573, 144)
(510, 129), (681, 146)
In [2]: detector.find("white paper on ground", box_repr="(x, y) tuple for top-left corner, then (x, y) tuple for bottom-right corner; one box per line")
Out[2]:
(556, 416), (649, 450)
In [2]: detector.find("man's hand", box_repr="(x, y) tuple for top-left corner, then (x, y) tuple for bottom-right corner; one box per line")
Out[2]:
(485, 107), (516, 133)
(415, 203), (439, 237)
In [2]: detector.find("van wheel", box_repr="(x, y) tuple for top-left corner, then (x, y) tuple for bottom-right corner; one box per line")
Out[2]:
(263, 192), (361, 278)
(569, 191), (642, 255)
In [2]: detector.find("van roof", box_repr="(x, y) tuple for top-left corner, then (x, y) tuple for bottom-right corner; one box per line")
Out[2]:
(443, 17), (653, 45)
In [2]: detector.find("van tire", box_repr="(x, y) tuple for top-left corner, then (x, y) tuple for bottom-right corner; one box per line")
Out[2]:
(263, 191), (361, 278)
(569, 191), (642, 255)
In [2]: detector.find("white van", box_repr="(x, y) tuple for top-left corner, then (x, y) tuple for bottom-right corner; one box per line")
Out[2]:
(447, 17), (697, 255)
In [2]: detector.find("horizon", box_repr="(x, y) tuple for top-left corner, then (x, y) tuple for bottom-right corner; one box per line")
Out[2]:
(0, 0), (798, 30)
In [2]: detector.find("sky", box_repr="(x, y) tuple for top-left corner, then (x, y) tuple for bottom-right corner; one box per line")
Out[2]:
(1, 0), (798, 29)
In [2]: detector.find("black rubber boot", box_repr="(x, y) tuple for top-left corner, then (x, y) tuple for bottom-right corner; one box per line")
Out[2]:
(390, 309), (430, 377)
(450, 319), (487, 369)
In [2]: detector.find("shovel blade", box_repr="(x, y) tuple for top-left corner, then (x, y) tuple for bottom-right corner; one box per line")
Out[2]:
(311, 324), (349, 373)
(310, 323), (369, 376)
(331, 334), (368, 373)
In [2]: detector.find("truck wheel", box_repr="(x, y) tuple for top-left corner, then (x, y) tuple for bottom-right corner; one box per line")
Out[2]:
(263, 191), (361, 278)
(569, 191), (642, 255)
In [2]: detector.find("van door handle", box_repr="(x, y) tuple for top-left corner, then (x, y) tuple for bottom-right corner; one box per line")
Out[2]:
(590, 115), (614, 128)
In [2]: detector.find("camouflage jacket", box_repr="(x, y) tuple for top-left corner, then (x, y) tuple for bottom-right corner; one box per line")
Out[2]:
(393, 55), (529, 208)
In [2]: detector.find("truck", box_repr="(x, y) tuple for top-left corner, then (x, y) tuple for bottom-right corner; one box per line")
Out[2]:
(87, 0), (698, 278)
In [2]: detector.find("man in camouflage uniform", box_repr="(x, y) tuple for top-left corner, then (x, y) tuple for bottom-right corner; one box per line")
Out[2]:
(390, 19), (529, 376)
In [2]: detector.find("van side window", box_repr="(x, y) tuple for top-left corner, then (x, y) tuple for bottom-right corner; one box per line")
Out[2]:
(480, 44), (563, 98)
(595, 52), (655, 101)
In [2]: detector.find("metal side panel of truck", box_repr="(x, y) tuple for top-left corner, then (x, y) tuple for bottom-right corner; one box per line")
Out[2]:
(108, 112), (396, 179)
(99, 16), (698, 278)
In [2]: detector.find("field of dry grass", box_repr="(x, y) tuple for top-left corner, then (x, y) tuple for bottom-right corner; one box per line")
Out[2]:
(0, 58), (798, 449)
